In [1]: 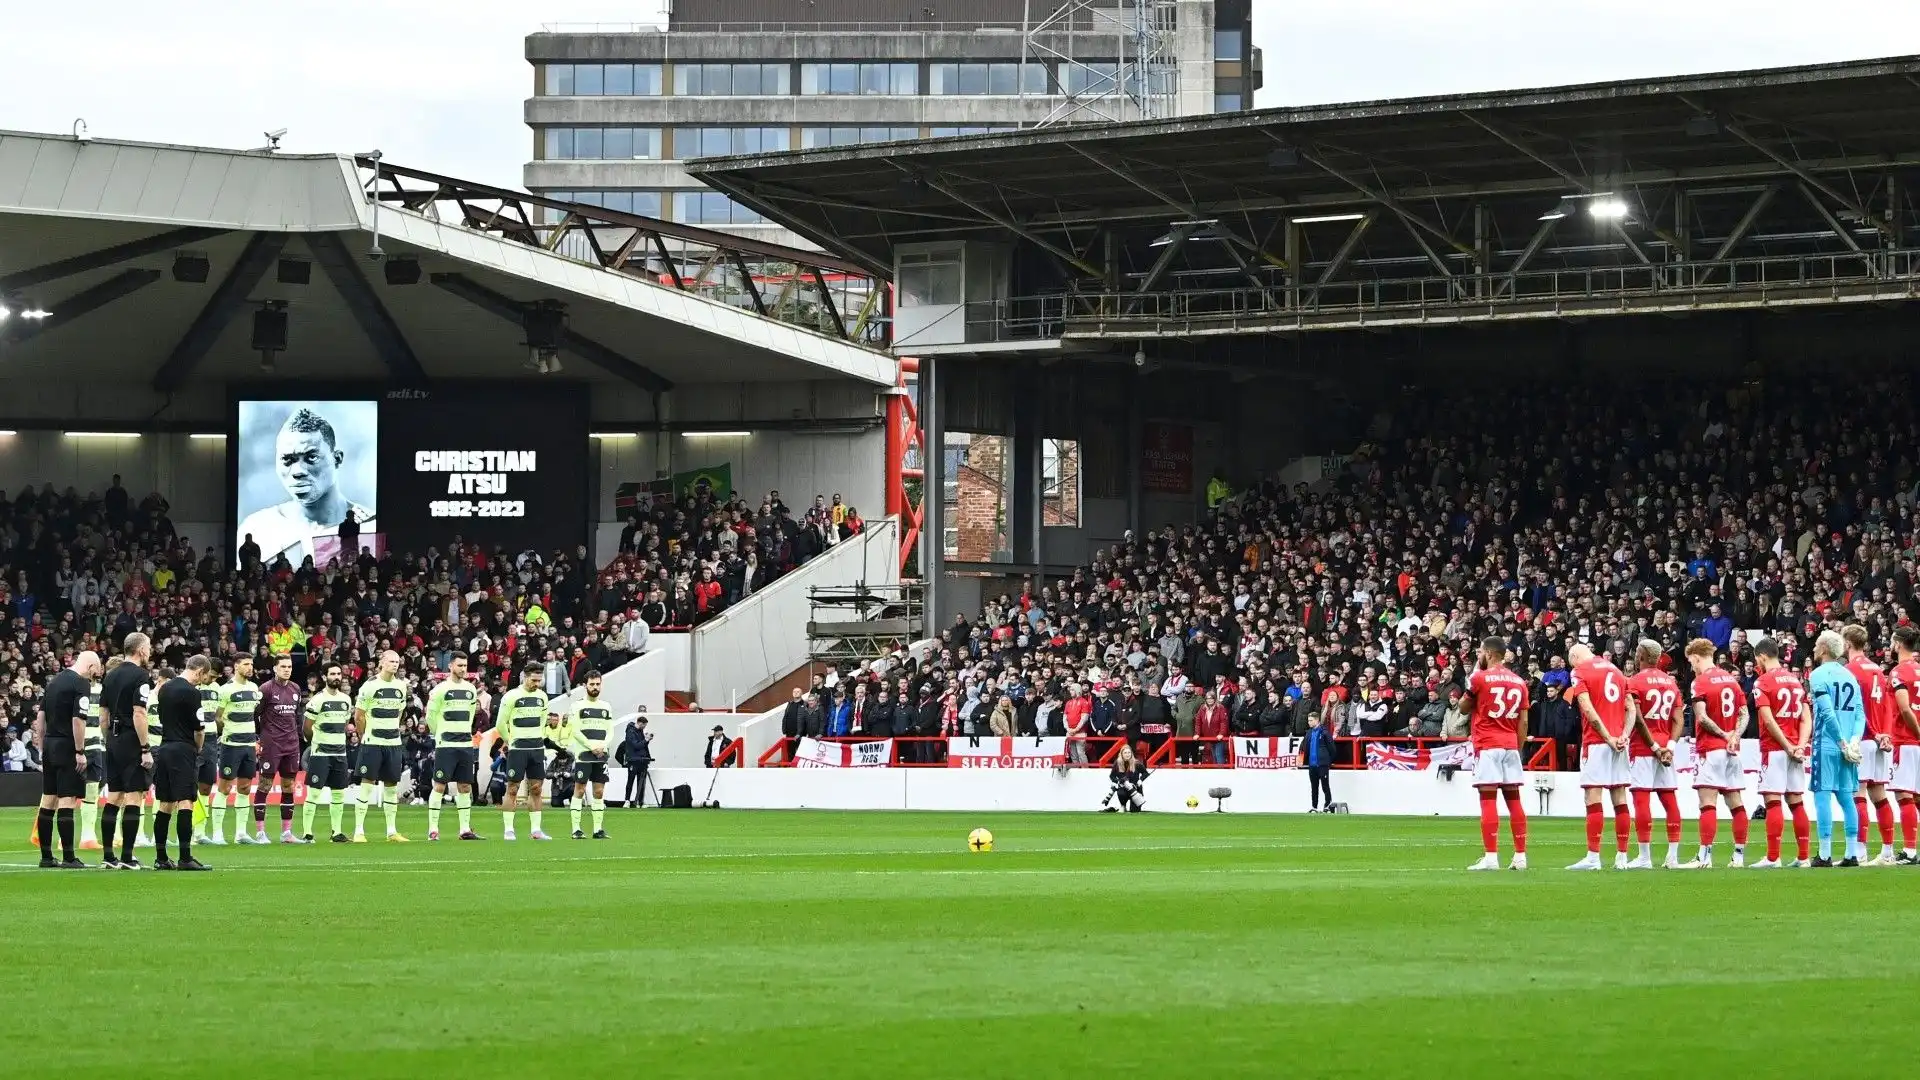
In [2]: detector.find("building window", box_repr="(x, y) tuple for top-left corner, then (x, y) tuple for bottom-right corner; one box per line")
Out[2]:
(799, 126), (920, 149)
(928, 126), (1016, 138)
(543, 64), (663, 96)
(800, 63), (919, 96)
(1213, 94), (1243, 112)
(1214, 29), (1244, 59)
(673, 63), (791, 96)
(898, 248), (963, 308)
(542, 127), (663, 160)
(670, 191), (765, 225)
(929, 62), (1049, 95)
(1061, 62), (1118, 95)
(673, 127), (791, 158)
(536, 191), (664, 222)
(1042, 439), (1081, 529)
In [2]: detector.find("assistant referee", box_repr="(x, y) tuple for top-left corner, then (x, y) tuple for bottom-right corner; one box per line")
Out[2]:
(34, 651), (102, 868)
(100, 634), (154, 870)
(151, 656), (215, 871)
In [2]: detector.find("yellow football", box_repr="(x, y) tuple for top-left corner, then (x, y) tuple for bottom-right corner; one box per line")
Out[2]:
(967, 827), (994, 852)
(1186, 796), (1200, 809)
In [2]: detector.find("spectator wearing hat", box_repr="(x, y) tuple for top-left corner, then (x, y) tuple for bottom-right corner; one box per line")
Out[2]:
(704, 724), (733, 768)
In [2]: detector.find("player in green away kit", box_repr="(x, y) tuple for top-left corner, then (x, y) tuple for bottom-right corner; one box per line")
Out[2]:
(209, 657), (262, 845)
(425, 652), (484, 841)
(353, 650), (411, 843)
(568, 670), (614, 839)
(493, 666), (555, 841)
(301, 664), (355, 842)
(191, 665), (223, 843)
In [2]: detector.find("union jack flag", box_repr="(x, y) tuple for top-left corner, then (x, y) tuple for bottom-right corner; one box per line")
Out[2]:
(1365, 743), (1426, 771)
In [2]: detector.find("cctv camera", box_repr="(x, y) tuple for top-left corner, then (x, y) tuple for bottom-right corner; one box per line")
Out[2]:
(1133, 348), (1147, 368)
(365, 244), (385, 262)
(266, 128), (288, 141)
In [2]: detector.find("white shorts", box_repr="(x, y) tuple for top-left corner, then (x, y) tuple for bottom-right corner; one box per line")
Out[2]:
(1892, 745), (1920, 795)
(1628, 754), (1678, 791)
(1859, 741), (1893, 785)
(1473, 747), (1523, 787)
(1758, 750), (1809, 796)
(1692, 748), (1742, 792)
(1579, 744), (1630, 789)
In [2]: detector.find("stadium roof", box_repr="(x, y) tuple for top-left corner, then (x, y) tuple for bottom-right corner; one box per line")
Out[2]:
(0, 131), (893, 397)
(693, 54), (1920, 280)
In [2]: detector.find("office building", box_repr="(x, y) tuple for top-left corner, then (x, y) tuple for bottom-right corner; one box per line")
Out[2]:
(524, 0), (1256, 245)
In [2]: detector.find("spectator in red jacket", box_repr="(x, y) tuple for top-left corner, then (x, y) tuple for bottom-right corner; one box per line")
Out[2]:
(693, 568), (722, 615)
(1194, 690), (1231, 764)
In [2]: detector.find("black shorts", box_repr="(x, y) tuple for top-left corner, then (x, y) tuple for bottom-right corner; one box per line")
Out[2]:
(575, 756), (609, 785)
(153, 743), (199, 804)
(433, 747), (478, 786)
(219, 744), (257, 781)
(503, 748), (547, 783)
(42, 744), (85, 799)
(85, 749), (105, 785)
(356, 745), (404, 784)
(105, 744), (150, 795)
(305, 753), (351, 791)
(259, 745), (301, 781)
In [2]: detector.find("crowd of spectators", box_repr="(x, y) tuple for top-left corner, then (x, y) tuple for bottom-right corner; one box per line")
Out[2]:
(0, 475), (852, 768)
(788, 374), (1920, 768)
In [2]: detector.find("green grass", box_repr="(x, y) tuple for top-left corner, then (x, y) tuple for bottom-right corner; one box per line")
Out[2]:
(2, 807), (1915, 1079)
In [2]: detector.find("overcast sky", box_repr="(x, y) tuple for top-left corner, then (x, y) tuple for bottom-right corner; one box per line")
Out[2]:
(1, 1), (1914, 189)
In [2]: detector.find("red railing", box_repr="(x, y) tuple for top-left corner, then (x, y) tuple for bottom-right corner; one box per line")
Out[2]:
(712, 739), (745, 768)
(757, 735), (1562, 770)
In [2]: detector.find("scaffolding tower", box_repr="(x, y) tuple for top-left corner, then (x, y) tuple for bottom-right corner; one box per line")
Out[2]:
(1023, 0), (1179, 127)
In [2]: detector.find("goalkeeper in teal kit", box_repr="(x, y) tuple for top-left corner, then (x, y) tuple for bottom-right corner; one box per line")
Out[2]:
(1809, 630), (1867, 866)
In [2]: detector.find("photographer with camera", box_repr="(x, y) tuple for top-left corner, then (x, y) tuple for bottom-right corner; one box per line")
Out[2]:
(1103, 743), (1149, 813)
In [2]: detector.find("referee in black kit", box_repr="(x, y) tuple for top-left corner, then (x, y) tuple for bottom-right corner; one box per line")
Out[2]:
(100, 634), (154, 869)
(151, 656), (215, 871)
(34, 651), (103, 868)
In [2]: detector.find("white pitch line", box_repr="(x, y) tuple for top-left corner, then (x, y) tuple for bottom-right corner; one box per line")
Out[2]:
(0, 837), (1458, 873)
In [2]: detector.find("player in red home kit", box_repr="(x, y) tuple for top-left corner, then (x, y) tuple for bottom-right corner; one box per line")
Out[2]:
(1843, 624), (1900, 864)
(1887, 625), (1920, 863)
(1624, 640), (1684, 869)
(1750, 638), (1811, 868)
(1461, 636), (1530, 871)
(1685, 638), (1749, 868)
(1565, 643), (1632, 871)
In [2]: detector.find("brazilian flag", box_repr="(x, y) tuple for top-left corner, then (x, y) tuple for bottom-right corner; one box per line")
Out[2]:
(675, 463), (732, 501)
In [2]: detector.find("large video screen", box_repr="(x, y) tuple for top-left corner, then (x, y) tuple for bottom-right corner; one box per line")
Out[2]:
(231, 384), (589, 564)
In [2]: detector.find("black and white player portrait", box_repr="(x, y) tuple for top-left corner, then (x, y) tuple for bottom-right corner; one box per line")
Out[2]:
(235, 400), (378, 565)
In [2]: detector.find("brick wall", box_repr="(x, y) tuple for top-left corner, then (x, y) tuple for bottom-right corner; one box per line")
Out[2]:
(953, 433), (1006, 562)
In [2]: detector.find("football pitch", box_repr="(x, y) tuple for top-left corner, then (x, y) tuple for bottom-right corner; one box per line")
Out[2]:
(4, 807), (1917, 1080)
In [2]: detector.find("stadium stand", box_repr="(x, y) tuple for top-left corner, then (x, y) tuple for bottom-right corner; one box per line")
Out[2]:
(781, 371), (1920, 767)
(0, 480), (851, 766)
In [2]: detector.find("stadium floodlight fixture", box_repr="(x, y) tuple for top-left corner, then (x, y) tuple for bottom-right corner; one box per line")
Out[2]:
(1293, 212), (1367, 224)
(1537, 202), (1570, 221)
(1588, 198), (1631, 220)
